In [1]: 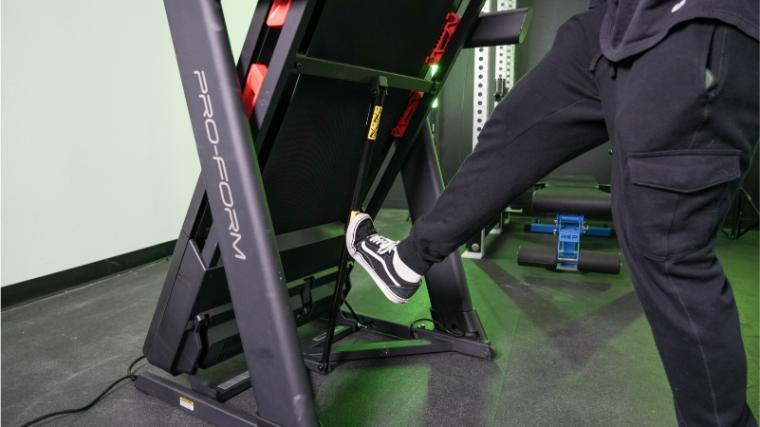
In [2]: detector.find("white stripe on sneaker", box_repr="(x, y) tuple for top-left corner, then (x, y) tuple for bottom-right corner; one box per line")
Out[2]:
(392, 250), (421, 283)
(361, 241), (404, 288)
(353, 252), (407, 304)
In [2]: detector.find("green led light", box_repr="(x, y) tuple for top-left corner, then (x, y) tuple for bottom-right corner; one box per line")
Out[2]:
(432, 98), (439, 109)
(430, 64), (440, 77)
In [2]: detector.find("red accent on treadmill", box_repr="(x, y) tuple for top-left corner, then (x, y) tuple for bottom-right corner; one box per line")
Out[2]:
(242, 64), (268, 117)
(391, 12), (459, 139)
(266, 0), (291, 28)
(391, 91), (424, 139)
(425, 12), (460, 65)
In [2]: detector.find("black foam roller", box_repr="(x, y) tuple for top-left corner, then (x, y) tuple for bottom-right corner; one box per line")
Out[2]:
(578, 250), (621, 274)
(532, 193), (612, 219)
(517, 247), (556, 269)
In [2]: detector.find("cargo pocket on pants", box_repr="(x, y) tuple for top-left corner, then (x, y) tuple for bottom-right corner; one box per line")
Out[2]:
(624, 149), (741, 259)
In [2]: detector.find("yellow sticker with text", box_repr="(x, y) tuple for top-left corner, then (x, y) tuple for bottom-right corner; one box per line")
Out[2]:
(368, 106), (383, 141)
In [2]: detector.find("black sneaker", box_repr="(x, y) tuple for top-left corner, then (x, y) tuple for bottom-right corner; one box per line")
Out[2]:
(346, 213), (422, 304)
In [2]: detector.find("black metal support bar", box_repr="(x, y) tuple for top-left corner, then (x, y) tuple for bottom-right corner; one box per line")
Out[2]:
(319, 76), (389, 371)
(412, 324), (494, 359)
(294, 54), (437, 93)
(328, 340), (454, 361)
(188, 371), (252, 403)
(303, 312), (493, 371)
(401, 124), (488, 339)
(214, 371), (254, 402)
(136, 374), (273, 427)
(163, 0), (318, 425)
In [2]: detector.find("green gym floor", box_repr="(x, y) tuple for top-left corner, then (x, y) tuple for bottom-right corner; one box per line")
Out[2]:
(320, 209), (759, 426)
(2, 209), (757, 426)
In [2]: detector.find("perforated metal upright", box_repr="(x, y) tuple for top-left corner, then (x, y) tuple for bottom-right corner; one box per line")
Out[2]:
(462, 0), (520, 259)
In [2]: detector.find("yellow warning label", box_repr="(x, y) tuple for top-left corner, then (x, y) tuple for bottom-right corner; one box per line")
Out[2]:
(179, 396), (195, 411)
(367, 105), (383, 141)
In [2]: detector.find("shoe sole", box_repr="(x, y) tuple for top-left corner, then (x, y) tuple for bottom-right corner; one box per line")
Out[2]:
(353, 252), (409, 305)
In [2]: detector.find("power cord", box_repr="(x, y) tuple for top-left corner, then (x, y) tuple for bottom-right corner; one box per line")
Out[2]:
(19, 354), (146, 427)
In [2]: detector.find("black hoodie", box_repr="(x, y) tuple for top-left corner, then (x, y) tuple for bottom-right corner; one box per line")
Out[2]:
(590, 0), (759, 61)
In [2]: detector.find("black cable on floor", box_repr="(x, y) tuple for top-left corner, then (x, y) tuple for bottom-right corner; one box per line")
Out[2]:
(126, 355), (146, 377)
(19, 355), (146, 427)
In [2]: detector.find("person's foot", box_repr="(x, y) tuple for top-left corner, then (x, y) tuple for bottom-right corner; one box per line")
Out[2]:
(346, 213), (422, 304)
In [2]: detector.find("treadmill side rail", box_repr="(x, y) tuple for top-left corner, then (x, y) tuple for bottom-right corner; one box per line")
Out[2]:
(161, 0), (318, 425)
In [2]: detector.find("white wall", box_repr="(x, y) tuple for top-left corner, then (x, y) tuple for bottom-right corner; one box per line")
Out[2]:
(1, 0), (256, 286)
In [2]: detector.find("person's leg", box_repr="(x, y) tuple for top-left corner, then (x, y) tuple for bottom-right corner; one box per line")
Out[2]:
(396, 8), (610, 273)
(346, 6), (610, 303)
(602, 21), (759, 426)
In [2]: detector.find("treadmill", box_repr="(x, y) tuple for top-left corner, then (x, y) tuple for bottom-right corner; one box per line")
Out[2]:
(137, 1), (530, 425)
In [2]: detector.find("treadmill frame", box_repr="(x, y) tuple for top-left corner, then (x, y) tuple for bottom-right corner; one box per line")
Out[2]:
(137, 1), (529, 426)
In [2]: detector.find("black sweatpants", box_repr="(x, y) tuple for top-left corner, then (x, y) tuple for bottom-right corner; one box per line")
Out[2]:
(397, 6), (759, 427)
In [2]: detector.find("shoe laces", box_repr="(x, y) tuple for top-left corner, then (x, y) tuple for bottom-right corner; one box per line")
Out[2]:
(368, 234), (398, 255)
